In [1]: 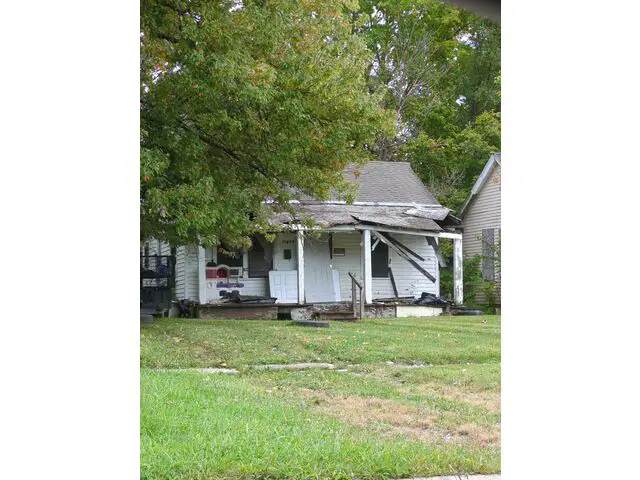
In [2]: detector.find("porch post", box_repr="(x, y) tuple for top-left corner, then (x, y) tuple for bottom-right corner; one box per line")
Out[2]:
(362, 229), (373, 304)
(453, 237), (463, 305)
(197, 245), (207, 305)
(297, 230), (305, 304)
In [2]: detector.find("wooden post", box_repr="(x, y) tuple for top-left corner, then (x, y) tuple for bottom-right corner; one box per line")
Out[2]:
(361, 229), (372, 304)
(197, 245), (207, 305)
(297, 230), (305, 304)
(352, 281), (357, 318)
(453, 237), (463, 305)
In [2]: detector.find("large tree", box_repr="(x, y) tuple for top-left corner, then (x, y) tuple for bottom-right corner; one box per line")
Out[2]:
(141, 0), (391, 249)
(357, 0), (500, 209)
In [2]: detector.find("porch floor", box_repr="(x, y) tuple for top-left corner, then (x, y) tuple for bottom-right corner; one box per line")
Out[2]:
(195, 301), (444, 320)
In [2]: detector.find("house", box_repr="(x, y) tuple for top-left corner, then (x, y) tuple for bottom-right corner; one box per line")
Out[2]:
(459, 153), (501, 308)
(142, 161), (465, 319)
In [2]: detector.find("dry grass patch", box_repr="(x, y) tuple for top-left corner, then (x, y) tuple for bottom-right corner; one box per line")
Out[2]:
(406, 384), (501, 415)
(297, 388), (500, 448)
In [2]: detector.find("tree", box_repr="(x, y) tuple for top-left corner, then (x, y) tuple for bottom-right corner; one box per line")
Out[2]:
(141, 0), (392, 249)
(356, 0), (500, 209)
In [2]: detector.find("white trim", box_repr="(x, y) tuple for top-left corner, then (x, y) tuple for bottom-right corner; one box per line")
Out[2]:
(436, 232), (463, 240)
(459, 152), (501, 218)
(453, 238), (463, 305)
(362, 229), (372, 304)
(286, 224), (461, 239)
(263, 199), (442, 208)
(197, 246), (207, 305)
(296, 230), (305, 304)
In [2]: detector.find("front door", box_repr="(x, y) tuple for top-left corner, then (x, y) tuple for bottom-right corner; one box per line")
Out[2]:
(269, 271), (298, 304)
(304, 235), (338, 303)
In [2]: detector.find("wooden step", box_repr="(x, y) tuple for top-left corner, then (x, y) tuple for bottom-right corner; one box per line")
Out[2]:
(315, 311), (357, 321)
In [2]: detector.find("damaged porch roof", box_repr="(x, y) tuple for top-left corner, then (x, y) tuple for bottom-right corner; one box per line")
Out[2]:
(269, 204), (460, 232)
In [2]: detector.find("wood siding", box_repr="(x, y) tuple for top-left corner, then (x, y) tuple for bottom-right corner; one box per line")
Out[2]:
(462, 163), (501, 305)
(329, 232), (439, 300)
(373, 234), (439, 299)
(174, 244), (199, 301)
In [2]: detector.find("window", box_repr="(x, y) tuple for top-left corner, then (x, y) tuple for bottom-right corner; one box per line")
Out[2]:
(481, 229), (496, 281)
(372, 242), (389, 278)
(217, 246), (243, 268)
(248, 236), (273, 278)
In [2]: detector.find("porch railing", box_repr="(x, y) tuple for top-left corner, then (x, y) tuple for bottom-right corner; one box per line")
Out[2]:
(348, 272), (364, 319)
(140, 255), (176, 288)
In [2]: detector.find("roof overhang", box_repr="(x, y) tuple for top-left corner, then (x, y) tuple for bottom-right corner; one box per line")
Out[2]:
(459, 152), (501, 219)
(268, 203), (461, 234)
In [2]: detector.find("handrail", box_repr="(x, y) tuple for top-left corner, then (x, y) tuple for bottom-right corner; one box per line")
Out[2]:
(348, 272), (364, 319)
(348, 272), (362, 289)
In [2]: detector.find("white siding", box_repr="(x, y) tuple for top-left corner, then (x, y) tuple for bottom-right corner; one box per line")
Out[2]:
(174, 244), (199, 301)
(174, 245), (187, 299)
(272, 233), (298, 271)
(142, 239), (171, 257)
(328, 232), (364, 300)
(462, 163), (501, 304)
(373, 234), (439, 299)
(328, 232), (439, 300)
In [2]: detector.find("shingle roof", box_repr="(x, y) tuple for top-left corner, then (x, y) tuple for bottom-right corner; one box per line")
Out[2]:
(344, 161), (439, 205)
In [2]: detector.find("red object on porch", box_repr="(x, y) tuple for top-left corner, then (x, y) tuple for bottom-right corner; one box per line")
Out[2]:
(216, 268), (228, 278)
(206, 266), (229, 279)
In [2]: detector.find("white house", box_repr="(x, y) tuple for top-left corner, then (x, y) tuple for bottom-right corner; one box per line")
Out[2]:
(143, 162), (464, 318)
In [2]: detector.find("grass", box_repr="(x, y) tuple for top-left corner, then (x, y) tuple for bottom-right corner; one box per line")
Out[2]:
(141, 316), (501, 479)
(140, 316), (500, 369)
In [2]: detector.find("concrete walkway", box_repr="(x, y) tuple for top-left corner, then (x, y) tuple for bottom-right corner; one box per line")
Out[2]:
(251, 362), (335, 371)
(154, 362), (337, 374)
(399, 475), (500, 480)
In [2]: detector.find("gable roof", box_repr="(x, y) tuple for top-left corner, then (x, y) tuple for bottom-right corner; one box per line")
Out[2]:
(343, 161), (440, 205)
(270, 162), (463, 232)
(459, 153), (501, 219)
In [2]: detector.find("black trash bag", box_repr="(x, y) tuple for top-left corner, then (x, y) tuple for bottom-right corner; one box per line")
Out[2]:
(414, 292), (449, 306)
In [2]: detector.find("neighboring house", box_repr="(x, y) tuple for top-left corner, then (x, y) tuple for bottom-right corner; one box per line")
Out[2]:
(460, 153), (501, 307)
(143, 161), (465, 317)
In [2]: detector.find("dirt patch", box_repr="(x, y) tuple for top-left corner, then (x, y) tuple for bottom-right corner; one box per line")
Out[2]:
(297, 389), (500, 447)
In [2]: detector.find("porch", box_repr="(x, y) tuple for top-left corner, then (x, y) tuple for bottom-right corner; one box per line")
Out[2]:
(196, 300), (447, 321)
(193, 224), (462, 319)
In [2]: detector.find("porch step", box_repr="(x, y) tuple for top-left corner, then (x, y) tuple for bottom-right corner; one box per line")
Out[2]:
(315, 311), (357, 321)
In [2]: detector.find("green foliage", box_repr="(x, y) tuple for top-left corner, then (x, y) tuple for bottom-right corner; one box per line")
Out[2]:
(141, 0), (392, 247)
(140, 0), (500, 248)
(356, 1), (500, 210)
(440, 253), (483, 304)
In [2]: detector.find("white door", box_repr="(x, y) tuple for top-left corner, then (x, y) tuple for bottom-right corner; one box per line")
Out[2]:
(269, 271), (298, 304)
(304, 236), (338, 303)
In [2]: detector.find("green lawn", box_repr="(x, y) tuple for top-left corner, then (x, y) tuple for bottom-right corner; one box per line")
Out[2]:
(141, 316), (500, 369)
(141, 316), (501, 479)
